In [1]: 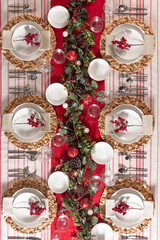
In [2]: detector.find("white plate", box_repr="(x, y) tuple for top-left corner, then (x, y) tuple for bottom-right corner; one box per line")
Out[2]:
(91, 223), (113, 240)
(111, 24), (145, 64)
(12, 103), (46, 143)
(46, 83), (68, 106)
(48, 171), (69, 193)
(110, 188), (145, 228)
(110, 104), (143, 144)
(12, 188), (47, 228)
(48, 6), (70, 28)
(12, 24), (41, 56)
(88, 58), (110, 81)
(91, 142), (113, 165)
(11, 21), (44, 61)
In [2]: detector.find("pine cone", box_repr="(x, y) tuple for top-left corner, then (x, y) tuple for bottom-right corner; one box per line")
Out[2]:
(80, 8), (89, 21)
(77, 38), (87, 49)
(69, 156), (82, 169)
(65, 132), (76, 143)
(75, 83), (86, 95)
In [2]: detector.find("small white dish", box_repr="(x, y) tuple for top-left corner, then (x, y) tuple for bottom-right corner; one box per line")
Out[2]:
(48, 171), (69, 194)
(46, 83), (68, 106)
(110, 188), (145, 228)
(11, 103), (46, 143)
(48, 6), (70, 28)
(91, 223), (113, 240)
(88, 58), (110, 81)
(110, 104), (143, 144)
(12, 24), (41, 56)
(11, 21), (44, 61)
(91, 142), (113, 165)
(12, 189), (48, 228)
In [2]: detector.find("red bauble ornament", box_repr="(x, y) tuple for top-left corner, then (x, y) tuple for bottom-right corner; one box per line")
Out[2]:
(68, 146), (79, 158)
(83, 94), (92, 104)
(66, 50), (77, 61)
(79, 198), (90, 209)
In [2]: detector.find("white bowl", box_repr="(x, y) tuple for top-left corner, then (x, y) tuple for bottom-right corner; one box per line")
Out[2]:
(91, 142), (113, 165)
(91, 223), (113, 240)
(46, 83), (68, 106)
(48, 6), (70, 28)
(88, 58), (110, 81)
(48, 171), (69, 193)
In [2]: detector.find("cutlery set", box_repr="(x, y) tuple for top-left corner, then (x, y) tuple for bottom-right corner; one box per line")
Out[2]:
(115, 4), (148, 16)
(118, 85), (148, 96)
(8, 4), (34, 13)
(9, 86), (36, 95)
(8, 150), (39, 161)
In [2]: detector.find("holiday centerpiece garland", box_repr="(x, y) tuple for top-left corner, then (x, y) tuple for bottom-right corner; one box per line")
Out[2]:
(55, 0), (103, 239)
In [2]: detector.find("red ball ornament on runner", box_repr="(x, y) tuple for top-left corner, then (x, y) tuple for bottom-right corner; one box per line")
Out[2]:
(83, 94), (92, 104)
(66, 50), (77, 61)
(79, 198), (90, 209)
(68, 146), (79, 158)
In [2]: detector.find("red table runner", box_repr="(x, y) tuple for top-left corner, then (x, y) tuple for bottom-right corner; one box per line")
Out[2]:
(51, 0), (105, 238)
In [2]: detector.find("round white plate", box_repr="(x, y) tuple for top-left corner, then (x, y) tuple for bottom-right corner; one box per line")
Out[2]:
(111, 24), (145, 64)
(110, 104), (143, 144)
(12, 103), (46, 143)
(11, 21), (44, 61)
(48, 6), (70, 28)
(48, 171), (69, 193)
(12, 24), (41, 55)
(91, 223), (113, 240)
(91, 142), (113, 165)
(46, 83), (68, 106)
(110, 188), (145, 228)
(12, 188), (46, 228)
(88, 58), (110, 81)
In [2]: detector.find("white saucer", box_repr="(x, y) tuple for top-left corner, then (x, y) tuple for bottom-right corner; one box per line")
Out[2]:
(91, 223), (113, 240)
(91, 142), (113, 164)
(12, 188), (48, 228)
(11, 21), (44, 61)
(111, 23), (145, 64)
(48, 6), (70, 28)
(48, 171), (69, 194)
(110, 188), (145, 228)
(12, 103), (46, 143)
(46, 83), (68, 106)
(110, 104), (143, 144)
(88, 58), (110, 81)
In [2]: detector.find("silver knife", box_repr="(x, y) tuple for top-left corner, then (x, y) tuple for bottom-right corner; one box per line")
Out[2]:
(115, 12), (148, 15)
(9, 9), (34, 13)
(9, 150), (38, 154)
(9, 156), (26, 159)
(119, 92), (148, 96)
(9, 70), (42, 74)
(8, 237), (41, 240)
(115, 174), (148, 178)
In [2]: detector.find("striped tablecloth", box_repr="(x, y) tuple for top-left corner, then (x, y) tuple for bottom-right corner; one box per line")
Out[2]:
(0, 0), (160, 240)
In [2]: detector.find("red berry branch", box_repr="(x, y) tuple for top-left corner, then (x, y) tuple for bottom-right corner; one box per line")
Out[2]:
(112, 200), (143, 215)
(14, 112), (45, 128)
(110, 116), (142, 133)
(13, 33), (40, 46)
(13, 201), (46, 216)
(112, 37), (143, 50)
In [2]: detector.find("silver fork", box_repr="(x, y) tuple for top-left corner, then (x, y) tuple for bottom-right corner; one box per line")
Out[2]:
(9, 4), (29, 9)
(9, 9), (34, 13)
(9, 171), (36, 178)
(9, 166), (29, 174)
(9, 86), (30, 92)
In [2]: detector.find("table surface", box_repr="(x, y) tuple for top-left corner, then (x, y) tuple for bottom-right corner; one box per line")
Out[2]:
(0, 0), (160, 239)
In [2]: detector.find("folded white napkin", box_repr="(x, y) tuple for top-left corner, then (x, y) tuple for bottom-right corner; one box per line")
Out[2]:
(3, 197), (49, 218)
(105, 199), (115, 217)
(2, 30), (14, 50)
(105, 34), (155, 57)
(2, 112), (50, 133)
(39, 31), (50, 51)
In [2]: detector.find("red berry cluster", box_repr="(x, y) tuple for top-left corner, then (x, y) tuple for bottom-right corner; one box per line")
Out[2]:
(24, 33), (40, 46)
(72, 2), (81, 22)
(112, 37), (131, 50)
(110, 116), (128, 133)
(27, 112), (45, 128)
(29, 201), (46, 216)
(112, 200), (130, 215)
